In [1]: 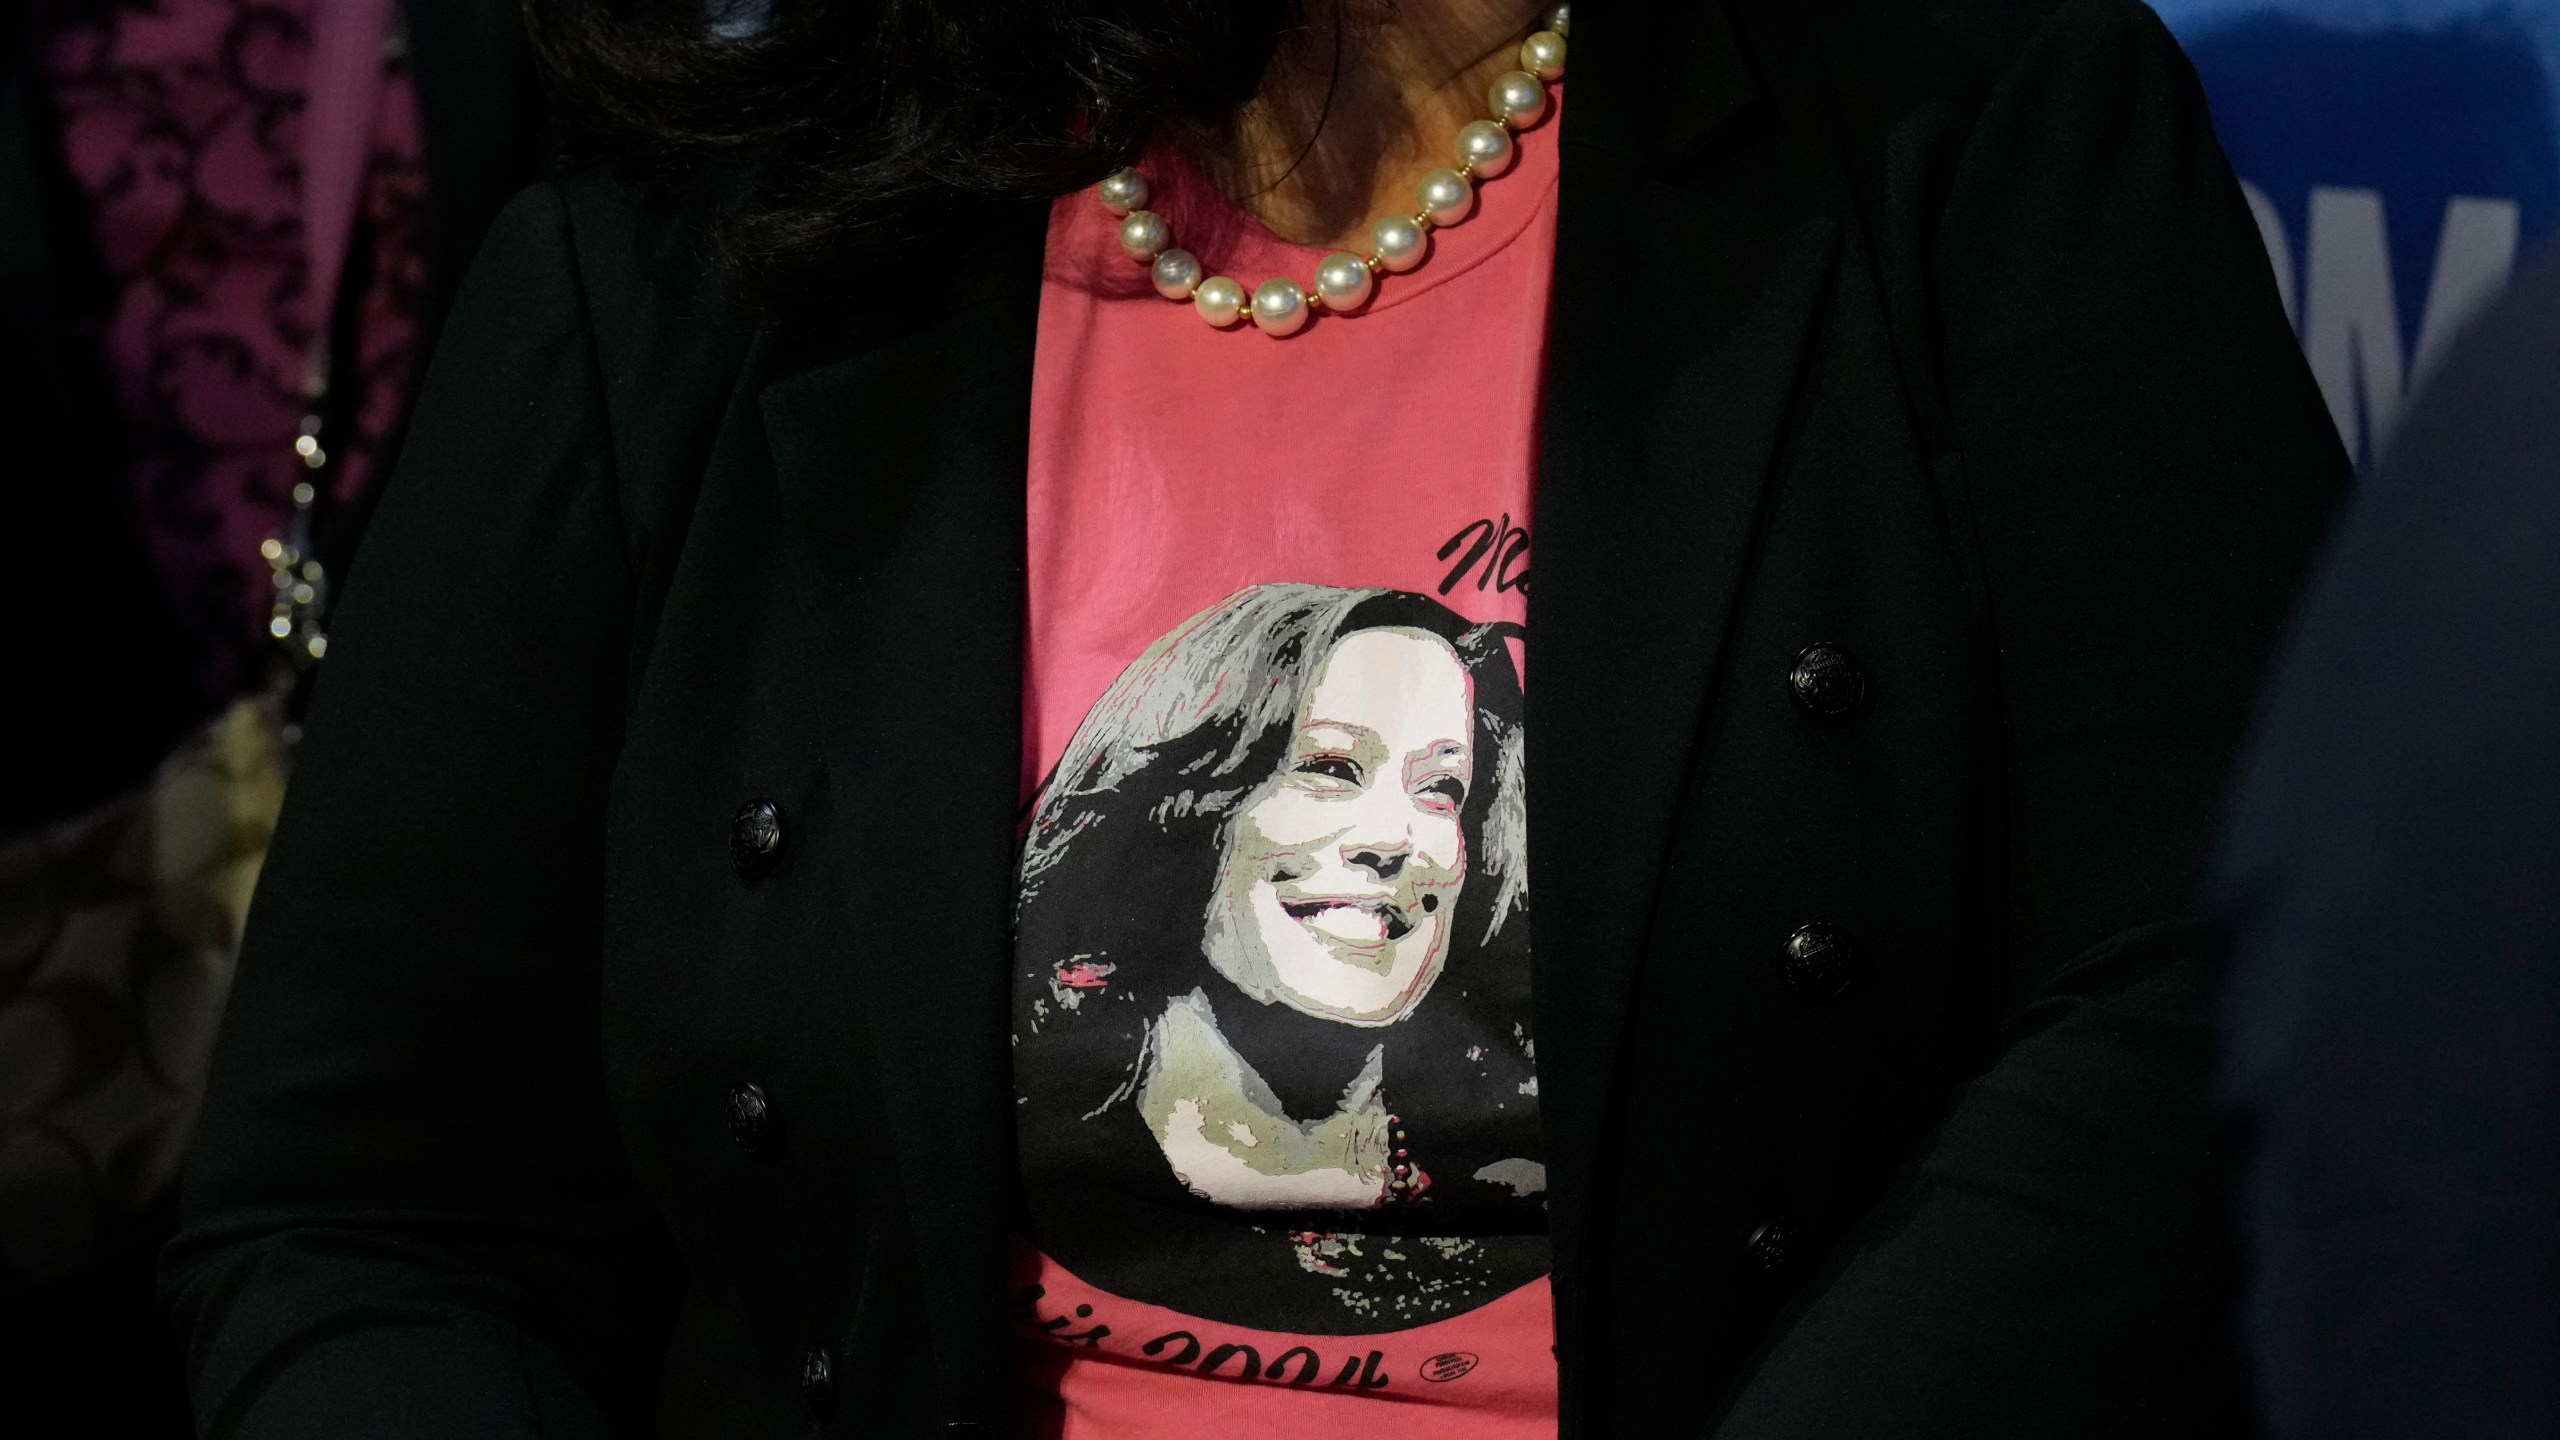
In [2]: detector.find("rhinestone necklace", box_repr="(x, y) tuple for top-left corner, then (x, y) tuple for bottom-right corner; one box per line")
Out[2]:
(1096, 4), (1568, 337)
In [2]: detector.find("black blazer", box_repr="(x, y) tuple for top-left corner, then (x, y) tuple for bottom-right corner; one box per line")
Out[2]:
(167, 0), (2347, 1435)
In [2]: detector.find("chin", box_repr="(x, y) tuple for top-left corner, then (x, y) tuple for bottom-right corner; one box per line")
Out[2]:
(1266, 936), (1447, 1026)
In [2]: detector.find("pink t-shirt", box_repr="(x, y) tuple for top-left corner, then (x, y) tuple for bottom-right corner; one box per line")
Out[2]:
(1012, 91), (1563, 1440)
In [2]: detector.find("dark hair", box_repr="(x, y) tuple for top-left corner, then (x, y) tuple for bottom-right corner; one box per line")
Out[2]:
(528, 0), (1307, 304)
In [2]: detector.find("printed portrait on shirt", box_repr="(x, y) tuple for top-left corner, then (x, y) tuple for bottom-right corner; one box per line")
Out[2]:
(1013, 583), (1546, 1332)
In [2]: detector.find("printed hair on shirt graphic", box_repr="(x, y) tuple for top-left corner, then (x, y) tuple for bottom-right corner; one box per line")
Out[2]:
(1014, 583), (1540, 1232)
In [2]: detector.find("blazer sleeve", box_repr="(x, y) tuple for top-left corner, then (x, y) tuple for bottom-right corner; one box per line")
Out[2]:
(1714, 3), (2346, 1434)
(162, 182), (673, 1439)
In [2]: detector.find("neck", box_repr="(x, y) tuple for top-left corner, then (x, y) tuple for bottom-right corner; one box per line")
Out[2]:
(1182, 0), (1546, 251)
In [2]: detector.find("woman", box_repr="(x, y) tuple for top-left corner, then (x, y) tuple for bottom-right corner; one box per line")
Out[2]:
(165, 0), (2347, 1435)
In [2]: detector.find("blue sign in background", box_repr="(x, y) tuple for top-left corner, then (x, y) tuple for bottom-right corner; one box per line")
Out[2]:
(2154, 0), (2560, 466)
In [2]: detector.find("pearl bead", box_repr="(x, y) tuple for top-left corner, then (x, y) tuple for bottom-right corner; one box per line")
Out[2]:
(1490, 70), (1548, 128)
(1370, 213), (1427, 272)
(1520, 29), (1566, 82)
(1315, 251), (1374, 310)
(1418, 168), (1474, 226)
(1093, 35), (1565, 336)
(1456, 119), (1515, 178)
(1251, 278), (1309, 336)
(1194, 275), (1247, 327)
(1118, 210), (1169, 261)
(1152, 248), (1202, 299)
(1097, 168), (1149, 216)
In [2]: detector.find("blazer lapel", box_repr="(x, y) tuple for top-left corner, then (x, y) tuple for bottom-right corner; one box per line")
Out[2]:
(758, 211), (1045, 1410)
(1531, 0), (1841, 1215)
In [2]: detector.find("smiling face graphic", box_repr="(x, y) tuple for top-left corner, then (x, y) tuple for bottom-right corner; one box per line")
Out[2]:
(1204, 626), (1474, 1025)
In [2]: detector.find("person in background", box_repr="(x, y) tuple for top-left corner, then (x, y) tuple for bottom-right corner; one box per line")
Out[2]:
(2219, 248), (2560, 1440)
(0, 0), (544, 1429)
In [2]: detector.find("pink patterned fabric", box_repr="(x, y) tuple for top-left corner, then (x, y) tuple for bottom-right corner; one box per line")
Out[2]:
(35, 0), (428, 706)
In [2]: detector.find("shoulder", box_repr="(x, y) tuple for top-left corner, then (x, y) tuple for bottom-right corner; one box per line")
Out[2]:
(1716, 0), (2207, 182)
(1737, 0), (2191, 99)
(2270, 249), (2560, 743)
(522, 166), (766, 380)
(442, 167), (767, 571)
(547, 167), (750, 314)
(458, 164), (761, 369)
(451, 165), (763, 386)
(1693, 0), (2245, 306)
(459, 167), (725, 311)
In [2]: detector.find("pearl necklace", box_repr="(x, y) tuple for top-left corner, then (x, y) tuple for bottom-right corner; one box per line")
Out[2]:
(1095, 5), (1569, 337)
